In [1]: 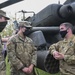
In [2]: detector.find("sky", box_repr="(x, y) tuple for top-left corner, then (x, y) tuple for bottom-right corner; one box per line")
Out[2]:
(1, 0), (66, 18)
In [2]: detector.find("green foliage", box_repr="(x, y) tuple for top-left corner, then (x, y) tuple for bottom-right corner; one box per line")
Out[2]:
(5, 55), (11, 75)
(35, 68), (60, 75)
(0, 22), (14, 38)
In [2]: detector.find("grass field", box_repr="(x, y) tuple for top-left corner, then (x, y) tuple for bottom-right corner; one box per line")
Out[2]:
(35, 68), (60, 75)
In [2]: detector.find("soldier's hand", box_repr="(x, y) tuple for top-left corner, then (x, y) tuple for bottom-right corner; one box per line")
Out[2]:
(22, 64), (34, 74)
(28, 64), (34, 73)
(22, 67), (29, 73)
(53, 51), (64, 60)
(53, 51), (59, 58)
(54, 52), (64, 60)
(57, 53), (64, 59)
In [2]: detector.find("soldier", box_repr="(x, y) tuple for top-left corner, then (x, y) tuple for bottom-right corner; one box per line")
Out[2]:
(0, 10), (9, 75)
(7, 21), (37, 75)
(49, 22), (75, 75)
(0, 10), (9, 22)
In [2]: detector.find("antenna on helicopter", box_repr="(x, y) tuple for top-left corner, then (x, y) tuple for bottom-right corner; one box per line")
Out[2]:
(58, 0), (60, 4)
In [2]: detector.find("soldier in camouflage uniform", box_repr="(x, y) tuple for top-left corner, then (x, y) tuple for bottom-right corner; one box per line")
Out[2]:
(7, 21), (37, 75)
(0, 10), (9, 75)
(49, 22), (75, 75)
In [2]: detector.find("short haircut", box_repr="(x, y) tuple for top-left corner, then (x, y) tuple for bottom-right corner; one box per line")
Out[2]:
(60, 22), (73, 31)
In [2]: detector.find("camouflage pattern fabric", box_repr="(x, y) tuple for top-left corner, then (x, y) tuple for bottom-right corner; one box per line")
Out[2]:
(49, 34), (75, 75)
(0, 38), (6, 75)
(7, 34), (37, 75)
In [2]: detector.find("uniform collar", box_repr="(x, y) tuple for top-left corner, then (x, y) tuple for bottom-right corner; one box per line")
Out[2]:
(17, 33), (26, 42)
(63, 34), (75, 42)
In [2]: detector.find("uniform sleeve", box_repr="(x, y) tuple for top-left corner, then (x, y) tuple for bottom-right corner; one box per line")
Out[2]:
(0, 42), (4, 61)
(0, 41), (5, 70)
(64, 54), (75, 65)
(49, 42), (59, 55)
(30, 40), (37, 66)
(7, 38), (24, 70)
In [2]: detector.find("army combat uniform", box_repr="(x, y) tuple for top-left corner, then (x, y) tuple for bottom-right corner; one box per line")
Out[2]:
(0, 37), (6, 75)
(49, 34), (75, 75)
(0, 9), (10, 75)
(7, 34), (37, 75)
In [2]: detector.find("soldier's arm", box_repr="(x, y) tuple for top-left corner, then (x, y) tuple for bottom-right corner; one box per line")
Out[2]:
(0, 43), (4, 61)
(49, 42), (59, 55)
(31, 40), (37, 66)
(0, 41), (5, 69)
(64, 54), (75, 65)
(7, 38), (24, 70)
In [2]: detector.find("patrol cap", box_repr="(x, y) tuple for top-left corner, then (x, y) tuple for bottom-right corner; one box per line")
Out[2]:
(0, 10), (10, 20)
(18, 21), (32, 28)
